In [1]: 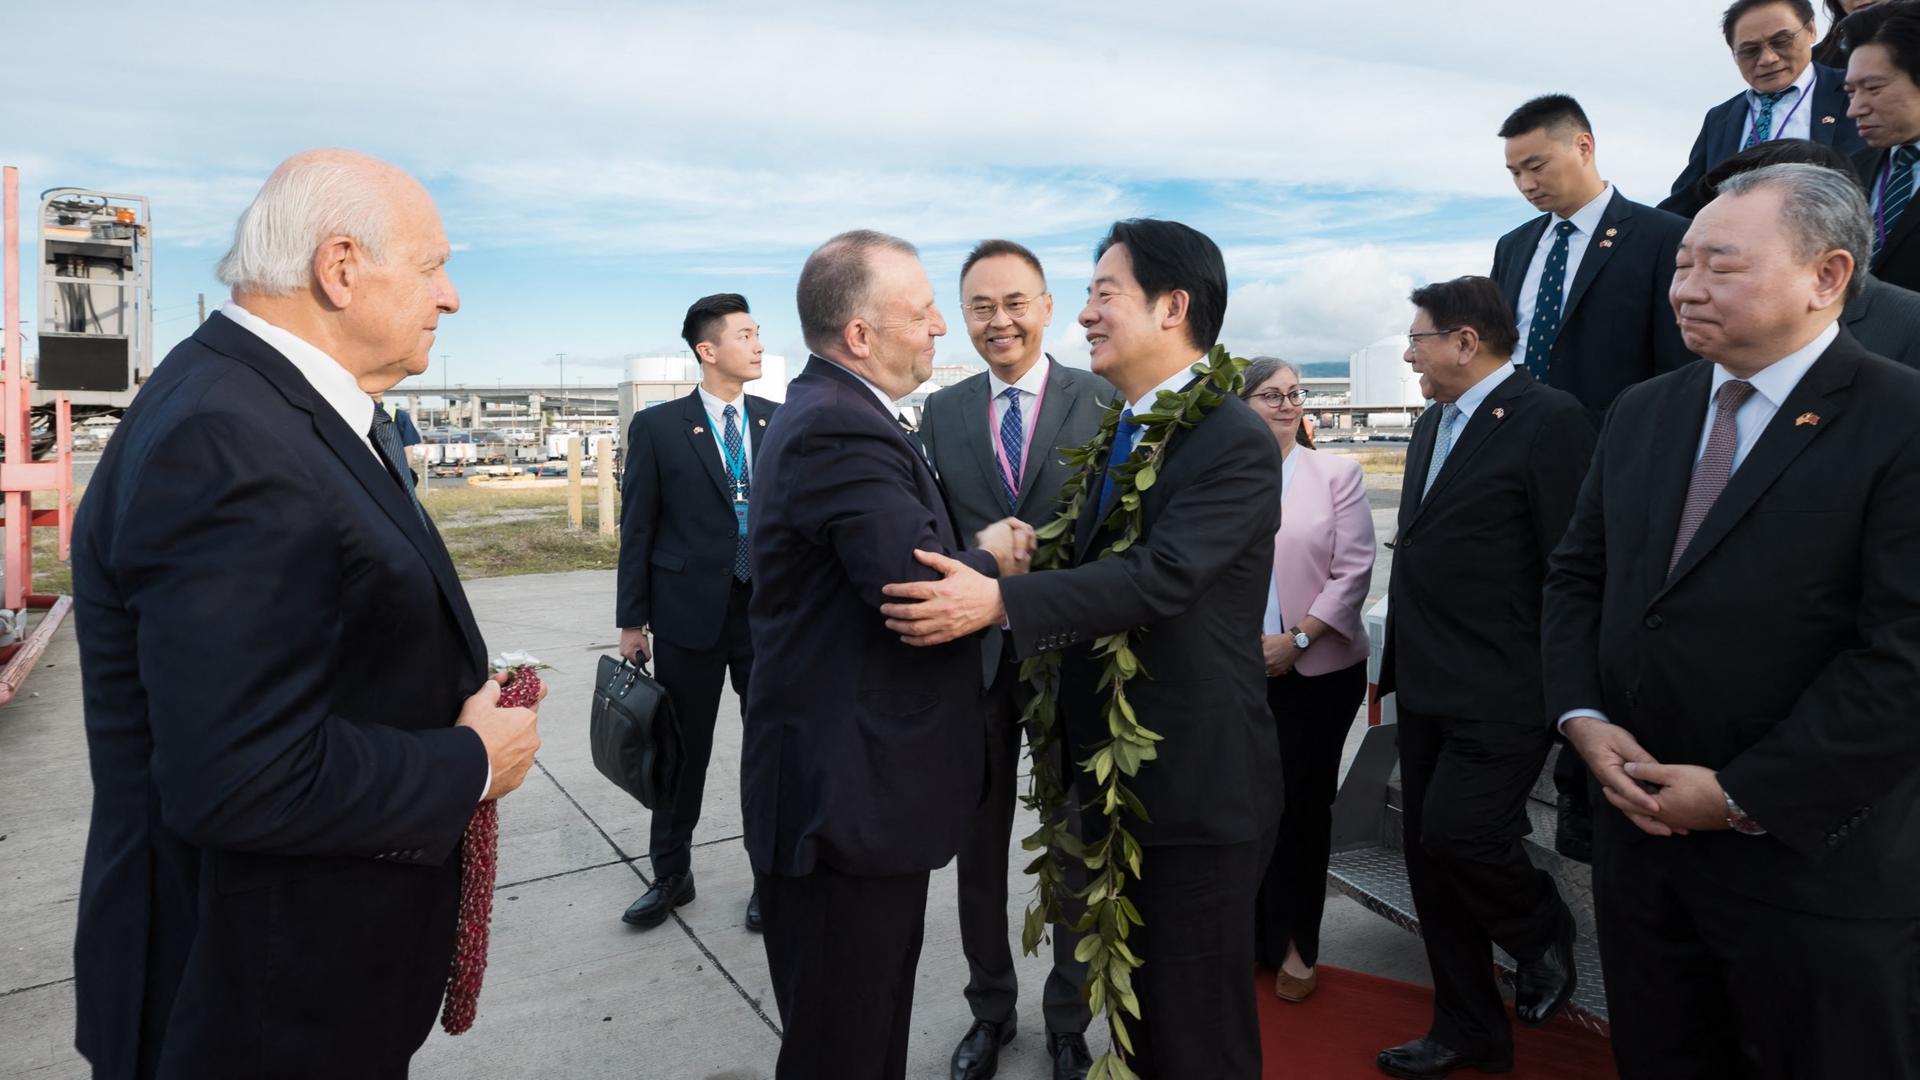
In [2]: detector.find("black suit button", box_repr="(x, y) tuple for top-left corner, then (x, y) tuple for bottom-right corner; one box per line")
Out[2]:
(1644, 614), (1664, 630)
(1826, 832), (1840, 846)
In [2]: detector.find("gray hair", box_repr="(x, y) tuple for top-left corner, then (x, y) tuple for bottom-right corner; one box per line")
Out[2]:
(797, 229), (919, 356)
(214, 154), (395, 295)
(1241, 355), (1301, 398)
(1717, 162), (1872, 303)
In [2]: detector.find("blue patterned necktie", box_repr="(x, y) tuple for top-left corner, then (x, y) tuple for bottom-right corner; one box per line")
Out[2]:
(998, 387), (1025, 512)
(368, 407), (428, 528)
(1523, 220), (1579, 382)
(1421, 403), (1463, 500)
(1876, 145), (1917, 259)
(1098, 409), (1140, 513)
(1744, 88), (1795, 149)
(723, 404), (750, 582)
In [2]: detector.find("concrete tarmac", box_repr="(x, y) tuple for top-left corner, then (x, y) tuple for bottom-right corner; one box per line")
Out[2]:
(0, 556), (1429, 1080)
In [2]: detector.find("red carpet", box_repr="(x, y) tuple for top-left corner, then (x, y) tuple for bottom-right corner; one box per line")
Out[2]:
(1258, 966), (1616, 1079)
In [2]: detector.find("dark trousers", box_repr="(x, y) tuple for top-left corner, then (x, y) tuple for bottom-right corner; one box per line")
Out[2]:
(1254, 659), (1368, 969)
(649, 580), (753, 880)
(956, 661), (1092, 1034)
(1124, 829), (1276, 1079)
(1397, 708), (1564, 1056)
(1595, 828), (1920, 1079)
(758, 867), (931, 1080)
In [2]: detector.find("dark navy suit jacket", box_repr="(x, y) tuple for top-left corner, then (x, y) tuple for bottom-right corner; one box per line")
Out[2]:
(71, 313), (490, 1078)
(742, 356), (999, 878)
(1855, 145), (1920, 294)
(1661, 63), (1866, 217)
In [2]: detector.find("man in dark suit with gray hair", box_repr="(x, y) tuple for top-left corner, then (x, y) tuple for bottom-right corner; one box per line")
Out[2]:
(919, 239), (1113, 1080)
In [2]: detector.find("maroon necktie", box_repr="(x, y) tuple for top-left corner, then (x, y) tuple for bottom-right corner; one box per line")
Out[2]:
(439, 799), (498, 1034)
(1668, 380), (1757, 575)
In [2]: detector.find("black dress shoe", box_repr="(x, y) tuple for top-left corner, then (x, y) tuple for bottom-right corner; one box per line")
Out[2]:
(1376, 1037), (1512, 1078)
(1515, 910), (1577, 1026)
(744, 889), (762, 933)
(621, 872), (694, 929)
(950, 1018), (1015, 1080)
(1554, 793), (1593, 863)
(1047, 1031), (1092, 1080)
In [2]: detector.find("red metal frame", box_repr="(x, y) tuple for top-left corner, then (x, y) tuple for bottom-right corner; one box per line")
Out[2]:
(0, 165), (75, 705)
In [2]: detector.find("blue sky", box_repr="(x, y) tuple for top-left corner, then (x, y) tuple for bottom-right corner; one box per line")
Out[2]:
(3, 0), (1799, 389)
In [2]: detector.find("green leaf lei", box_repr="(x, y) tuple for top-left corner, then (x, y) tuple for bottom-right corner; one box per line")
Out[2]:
(1016, 345), (1248, 1080)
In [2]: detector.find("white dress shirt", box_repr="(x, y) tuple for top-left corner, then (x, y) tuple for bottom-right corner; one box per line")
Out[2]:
(696, 384), (753, 481)
(1744, 62), (1818, 147)
(1557, 319), (1838, 733)
(1436, 361), (1518, 446)
(220, 301), (381, 464)
(1263, 449), (1302, 635)
(1127, 362), (1204, 414)
(1514, 185), (1616, 349)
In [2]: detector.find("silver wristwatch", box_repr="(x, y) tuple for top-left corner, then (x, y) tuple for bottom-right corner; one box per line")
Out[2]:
(1724, 790), (1767, 836)
(1288, 626), (1311, 650)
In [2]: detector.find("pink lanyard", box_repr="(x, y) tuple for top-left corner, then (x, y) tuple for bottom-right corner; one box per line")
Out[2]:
(990, 369), (1049, 495)
(1744, 82), (1810, 145)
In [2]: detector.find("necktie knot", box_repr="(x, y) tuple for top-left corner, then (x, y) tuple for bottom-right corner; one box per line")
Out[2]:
(1554, 220), (1578, 239)
(1441, 403), (1462, 423)
(1715, 379), (1756, 414)
(1001, 387), (1021, 403)
(723, 403), (738, 420)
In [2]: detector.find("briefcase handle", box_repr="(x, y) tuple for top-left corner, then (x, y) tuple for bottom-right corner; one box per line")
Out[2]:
(606, 655), (649, 694)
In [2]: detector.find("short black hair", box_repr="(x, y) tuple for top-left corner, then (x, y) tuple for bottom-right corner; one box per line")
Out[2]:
(1700, 137), (1860, 203)
(1843, 2), (1920, 82)
(1722, 0), (1815, 45)
(1094, 219), (1228, 352)
(960, 239), (1046, 290)
(1498, 94), (1593, 140)
(1408, 276), (1520, 358)
(681, 293), (751, 354)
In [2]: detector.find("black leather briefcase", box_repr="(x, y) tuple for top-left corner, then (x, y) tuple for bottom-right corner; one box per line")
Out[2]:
(589, 655), (684, 810)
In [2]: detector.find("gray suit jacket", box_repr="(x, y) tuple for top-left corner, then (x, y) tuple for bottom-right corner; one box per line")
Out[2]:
(1845, 273), (1920, 371)
(920, 356), (1116, 677)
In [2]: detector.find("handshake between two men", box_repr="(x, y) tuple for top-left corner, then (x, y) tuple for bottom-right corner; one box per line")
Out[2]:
(880, 516), (1034, 648)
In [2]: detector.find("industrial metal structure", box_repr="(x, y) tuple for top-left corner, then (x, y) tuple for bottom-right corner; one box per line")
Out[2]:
(35, 187), (151, 421)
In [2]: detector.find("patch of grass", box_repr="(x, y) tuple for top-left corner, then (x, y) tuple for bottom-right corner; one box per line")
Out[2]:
(427, 485), (622, 579)
(1326, 447), (1410, 475)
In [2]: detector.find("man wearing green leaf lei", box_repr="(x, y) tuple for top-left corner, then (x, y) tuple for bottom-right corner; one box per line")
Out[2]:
(881, 219), (1285, 1079)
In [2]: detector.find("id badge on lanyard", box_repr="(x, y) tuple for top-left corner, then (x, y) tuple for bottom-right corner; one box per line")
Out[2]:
(733, 483), (749, 538)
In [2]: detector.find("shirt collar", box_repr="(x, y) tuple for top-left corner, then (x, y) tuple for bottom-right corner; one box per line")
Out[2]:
(697, 383), (746, 418)
(1450, 361), (1517, 421)
(220, 301), (375, 441)
(1126, 359), (1204, 414)
(822, 358), (899, 411)
(988, 354), (1051, 399)
(1708, 320), (1838, 409)
(1751, 62), (1816, 104)
(1555, 183), (1615, 235)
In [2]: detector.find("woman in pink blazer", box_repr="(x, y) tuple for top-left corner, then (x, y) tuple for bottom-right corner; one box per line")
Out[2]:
(1241, 357), (1378, 1003)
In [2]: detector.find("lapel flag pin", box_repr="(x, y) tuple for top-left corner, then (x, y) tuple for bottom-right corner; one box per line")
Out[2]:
(693, 426), (705, 435)
(1795, 412), (1820, 426)
(1605, 227), (1618, 237)
(1821, 115), (1836, 124)
(1492, 407), (1507, 419)
(1599, 239), (1614, 248)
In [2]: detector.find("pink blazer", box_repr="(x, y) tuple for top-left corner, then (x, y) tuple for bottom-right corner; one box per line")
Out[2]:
(1273, 447), (1377, 676)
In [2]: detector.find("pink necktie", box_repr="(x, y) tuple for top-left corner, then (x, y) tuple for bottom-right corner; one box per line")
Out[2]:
(1669, 380), (1757, 575)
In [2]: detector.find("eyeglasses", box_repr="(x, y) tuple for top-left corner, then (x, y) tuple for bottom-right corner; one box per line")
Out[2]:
(1734, 28), (1804, 65)
(966, 295), (1044, 322)
(1249, 388), (1308, 406)
(1406, 327), (1461, 341)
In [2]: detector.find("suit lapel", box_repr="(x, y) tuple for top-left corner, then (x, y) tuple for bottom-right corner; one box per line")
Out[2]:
(1657, 340), (1856, 597)
(745, 395), (774, 467)
(681, 390), (732, 502)
(1405, 370), (1532, 529)
(1503, 217), (1549, 312)
(961, 376), (1005, 509)
(203, 315), (486, 669)
(1560, 195), (1632, 326)
(1812, 66), (1847, 145)
(1709, 93), (1744, 166)
(1639, 363), (1714, 602)
(1398, 406), (1438, 537)
(1017, 359), (1077, 509)
(1878, 158), (1920, 270)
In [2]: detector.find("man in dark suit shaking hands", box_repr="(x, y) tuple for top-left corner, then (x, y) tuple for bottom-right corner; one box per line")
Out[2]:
(919, 240), (1112, 1080)
(1661, 0), (1865, 218)
(1843, 3), (1920, 292)
(70, 150), (542, 1080)
(1374, 276), (1590, 1080)
(617, 293), (777, 932)
(743, 230), (1034, 1080)
(1547, 163), (1920, 1078)
(881, 219), (1284, 1078)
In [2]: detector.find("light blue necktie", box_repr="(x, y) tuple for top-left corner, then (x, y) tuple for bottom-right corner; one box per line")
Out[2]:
(1523, 221), (1578, 382)
(722, 405), (750, 582)
(1422, 403), (1463, 500)
(998, 387), (1024, 512)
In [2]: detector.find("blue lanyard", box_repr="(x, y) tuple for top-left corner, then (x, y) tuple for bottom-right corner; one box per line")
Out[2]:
(707, 411), (749, 487)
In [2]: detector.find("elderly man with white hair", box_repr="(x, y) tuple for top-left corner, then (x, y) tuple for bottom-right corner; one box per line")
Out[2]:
(70, 149), (541, 1080)
(1545, 162), (1920, 1078)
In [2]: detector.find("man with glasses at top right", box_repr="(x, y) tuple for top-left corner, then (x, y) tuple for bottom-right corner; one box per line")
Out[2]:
(1844, 2), (1920, 292)
(1661, 0), (1865, 218)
